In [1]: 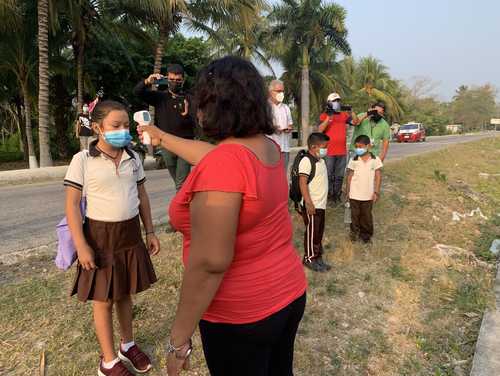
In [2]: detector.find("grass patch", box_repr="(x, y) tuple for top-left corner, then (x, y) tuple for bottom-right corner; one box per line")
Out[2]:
(1, 137), (499, 375)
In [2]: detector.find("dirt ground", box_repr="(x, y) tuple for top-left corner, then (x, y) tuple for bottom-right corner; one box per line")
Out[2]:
(1, 138), (499, 375)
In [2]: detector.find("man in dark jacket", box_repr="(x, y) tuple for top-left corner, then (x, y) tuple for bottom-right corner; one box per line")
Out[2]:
(134, 64), (196, 190)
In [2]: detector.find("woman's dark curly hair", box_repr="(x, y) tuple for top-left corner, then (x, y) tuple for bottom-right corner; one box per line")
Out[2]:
(194, 56), (275, 140)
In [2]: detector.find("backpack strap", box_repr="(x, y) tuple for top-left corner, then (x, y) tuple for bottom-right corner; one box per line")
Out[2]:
(305, 153), (317, 184)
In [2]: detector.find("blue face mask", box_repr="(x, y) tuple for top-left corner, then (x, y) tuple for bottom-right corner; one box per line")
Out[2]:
(355, 147), (367, 156)
(103, 129), (132, 148)
(319, 148), (328, 158)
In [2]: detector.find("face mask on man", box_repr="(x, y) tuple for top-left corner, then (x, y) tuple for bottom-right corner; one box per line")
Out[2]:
(168, 79), (184, 94)
(330, 101), (341, 112)
(319, 148), (328, 158)
(371, 113), (383, 122)
(82, 105), (89, 114)
(102, 129), (132, 148)
(275, 92), (285, 103)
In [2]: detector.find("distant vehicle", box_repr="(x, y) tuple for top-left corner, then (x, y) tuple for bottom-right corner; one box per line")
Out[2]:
(397, 123), (426, 143)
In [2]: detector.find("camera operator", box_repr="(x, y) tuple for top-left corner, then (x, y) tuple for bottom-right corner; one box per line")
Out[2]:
(318, 93), (358, 204)
(134, 64), (196, 191)
(350, 102), (390, 162)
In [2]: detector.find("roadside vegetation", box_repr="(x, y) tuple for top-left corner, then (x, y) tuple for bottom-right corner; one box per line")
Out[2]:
(1, 138), (498, 375)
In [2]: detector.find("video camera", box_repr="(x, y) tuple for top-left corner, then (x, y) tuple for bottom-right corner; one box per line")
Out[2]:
(325, 102), (352, 115)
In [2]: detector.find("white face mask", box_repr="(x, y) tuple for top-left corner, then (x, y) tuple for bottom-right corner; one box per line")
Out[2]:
(319, 148), (328, 158)
(275, 92), (285, 103)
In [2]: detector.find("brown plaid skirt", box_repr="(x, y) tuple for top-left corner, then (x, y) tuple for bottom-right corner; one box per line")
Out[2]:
(71, 215), (157, 302)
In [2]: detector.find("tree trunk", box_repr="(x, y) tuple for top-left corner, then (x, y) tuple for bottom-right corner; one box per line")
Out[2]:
(14, 96), (26, 156)
(76, 44), (84, 113)
(300, 47), (311, 146)
(153, 23), (168, 74)
(38, 0), (53, 166)
(21, 82), (38, 169)
(150, 23), (168, 116)
(53, 75), (71, 159)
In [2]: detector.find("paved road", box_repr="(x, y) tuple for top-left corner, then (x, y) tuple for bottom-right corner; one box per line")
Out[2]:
(0, 132), (496, 255)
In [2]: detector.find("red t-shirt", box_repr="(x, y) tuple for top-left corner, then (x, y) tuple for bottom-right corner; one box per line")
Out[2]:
(169, 143), (307, 324)
(320, 112), (351, 156)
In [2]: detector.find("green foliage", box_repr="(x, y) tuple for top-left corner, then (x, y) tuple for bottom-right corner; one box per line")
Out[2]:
(342, 56), (405, 122)
(433, 169), (448, 182)
(0, 133), (22, 152)
(0, 150), (23, 163)
(450, 84), (498, 131)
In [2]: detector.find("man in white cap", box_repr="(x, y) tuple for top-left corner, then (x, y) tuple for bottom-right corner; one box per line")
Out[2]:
(318, 93), (359, 204)
(268, 79), (294, 172)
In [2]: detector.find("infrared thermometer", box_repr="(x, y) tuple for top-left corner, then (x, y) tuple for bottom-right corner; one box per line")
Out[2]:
(133, 110), (152, 145)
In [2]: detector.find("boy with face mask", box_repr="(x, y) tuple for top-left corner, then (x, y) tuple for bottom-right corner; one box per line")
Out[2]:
(345, 135), (383, 244)
(299, 133), (331, 272)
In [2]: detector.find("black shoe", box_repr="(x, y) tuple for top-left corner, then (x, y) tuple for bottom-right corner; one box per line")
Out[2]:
(317, 257), (332, 271)
(303, 259), (327, 272)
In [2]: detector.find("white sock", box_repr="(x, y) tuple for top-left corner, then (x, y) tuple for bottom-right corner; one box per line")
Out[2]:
(102, 357), (120, 369)
(121, 340), (135, 352)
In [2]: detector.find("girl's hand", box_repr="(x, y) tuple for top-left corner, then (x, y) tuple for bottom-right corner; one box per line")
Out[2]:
(138, 125), (164, 146)
(146, 233), (160, 255)
(77, 244), (97, 270)
(166, 352), (190, 376)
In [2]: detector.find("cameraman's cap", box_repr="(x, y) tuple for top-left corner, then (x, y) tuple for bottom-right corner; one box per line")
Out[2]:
(327, 93), (341, 101)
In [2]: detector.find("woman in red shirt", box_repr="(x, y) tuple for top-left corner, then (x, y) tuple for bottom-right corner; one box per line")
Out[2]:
(139, 56), (307, 376)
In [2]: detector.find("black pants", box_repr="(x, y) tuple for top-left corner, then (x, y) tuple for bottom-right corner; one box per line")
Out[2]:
(199, 293), (306, 376)
(350, 199), (374, 242)
(301, 208), (325, 262)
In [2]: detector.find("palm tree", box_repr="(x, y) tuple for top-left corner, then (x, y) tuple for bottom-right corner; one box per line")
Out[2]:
(38, 0), (53, 166)
(206, 1), (272, 72)
(280, 45), (348, 126)
(0, 0), (38, 168)
(270, 0), (351, 145)
(124, 0), (263, 73)
(355, 56), (404, 121)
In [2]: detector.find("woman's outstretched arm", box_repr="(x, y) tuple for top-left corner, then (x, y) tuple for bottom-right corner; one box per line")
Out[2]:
(138, 125), (215, 166)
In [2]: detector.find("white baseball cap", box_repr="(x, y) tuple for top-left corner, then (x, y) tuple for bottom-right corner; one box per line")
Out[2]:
(327, 93), (341, 101)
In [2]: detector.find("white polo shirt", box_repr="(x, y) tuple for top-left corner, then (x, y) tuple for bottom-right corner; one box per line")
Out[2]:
(64, 142), (146, 222)
(268, 101), (293, 153)
(298, 155), (328, 210)
(347, 155), (383, 201)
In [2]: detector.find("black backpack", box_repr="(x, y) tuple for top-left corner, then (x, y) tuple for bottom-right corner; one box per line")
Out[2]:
(289, 150), (317, 213)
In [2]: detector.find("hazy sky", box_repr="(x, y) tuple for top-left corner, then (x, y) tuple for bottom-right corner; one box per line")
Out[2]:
(185, 1), (500, 100)
(311, 0), (500, 100)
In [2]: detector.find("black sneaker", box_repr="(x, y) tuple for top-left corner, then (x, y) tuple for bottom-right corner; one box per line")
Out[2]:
(303, 259), (327, 273)
(317, 257), (332, 271)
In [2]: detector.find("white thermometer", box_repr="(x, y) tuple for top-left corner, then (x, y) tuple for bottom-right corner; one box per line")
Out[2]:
(133, 110), (152, 144)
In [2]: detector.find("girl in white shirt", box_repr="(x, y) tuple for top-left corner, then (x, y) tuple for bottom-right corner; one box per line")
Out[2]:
(64, 100), (160, 375)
